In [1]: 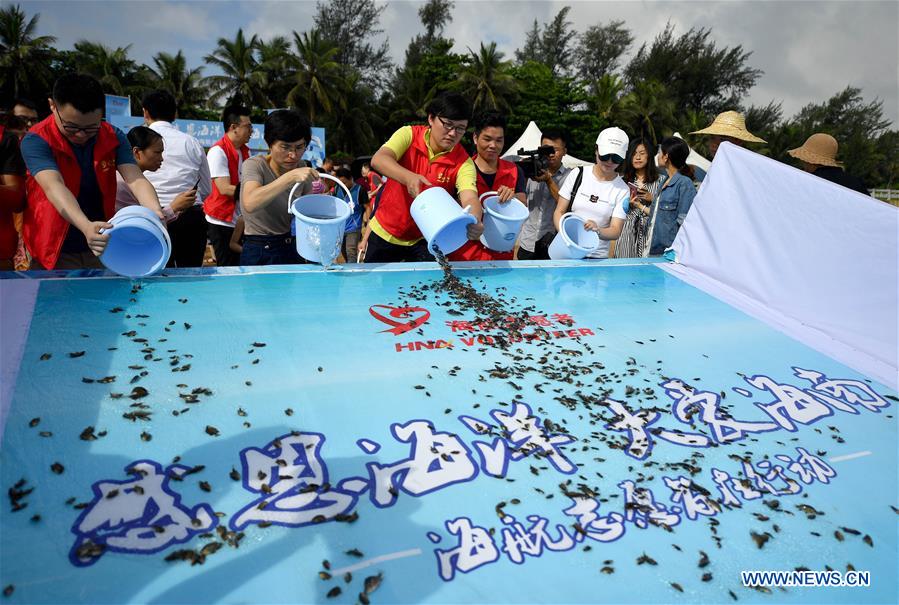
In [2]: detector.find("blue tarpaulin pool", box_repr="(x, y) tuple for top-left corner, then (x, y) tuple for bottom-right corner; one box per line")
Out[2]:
(1, 259), (896, 604)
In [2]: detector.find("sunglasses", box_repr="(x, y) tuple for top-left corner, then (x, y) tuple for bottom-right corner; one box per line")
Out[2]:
(598, 153), (624, 164)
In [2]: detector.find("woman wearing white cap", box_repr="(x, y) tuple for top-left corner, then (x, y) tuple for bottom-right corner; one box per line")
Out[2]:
(552, 127), (630, 259)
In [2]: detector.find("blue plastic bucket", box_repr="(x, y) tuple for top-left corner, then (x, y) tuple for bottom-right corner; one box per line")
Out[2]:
(288, 174), (352, 266)
(479, 191), (529, 252)
(409, 187), (477, 256)
(100, 207), (171, 277)
(548, 213), (600, 260)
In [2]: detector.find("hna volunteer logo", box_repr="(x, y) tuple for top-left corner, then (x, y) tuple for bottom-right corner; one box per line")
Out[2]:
(368, 305), (430, 336)
(369, 304), (597, 353)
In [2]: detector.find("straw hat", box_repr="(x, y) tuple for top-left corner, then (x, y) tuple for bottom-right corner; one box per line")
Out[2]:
(787, 133), (842, 167)
(689, 110), (766, 143)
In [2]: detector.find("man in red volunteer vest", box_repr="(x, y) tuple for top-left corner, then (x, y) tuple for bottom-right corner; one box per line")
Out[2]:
(20, 74), (163, 270)
(365, 92), (483, 262)
(0, 122), (26, 269)
(449, 110), (527, 262)
(204, 105), (252, 266)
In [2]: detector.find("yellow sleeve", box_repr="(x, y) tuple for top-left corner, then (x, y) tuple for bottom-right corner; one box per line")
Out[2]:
(455, 158), (477, 194)
(382, 126), (414, 159)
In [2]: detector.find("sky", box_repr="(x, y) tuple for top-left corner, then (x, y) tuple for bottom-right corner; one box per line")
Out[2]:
(21, 0), (899, 123)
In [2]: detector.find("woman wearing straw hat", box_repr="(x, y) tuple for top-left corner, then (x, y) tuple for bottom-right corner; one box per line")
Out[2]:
(787, 133), (869, 196)
(689, 110), (766, 158)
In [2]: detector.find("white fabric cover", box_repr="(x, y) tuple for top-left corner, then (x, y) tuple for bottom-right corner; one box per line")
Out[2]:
(503, 120), (592, 168)
(671, 142), (898, 387)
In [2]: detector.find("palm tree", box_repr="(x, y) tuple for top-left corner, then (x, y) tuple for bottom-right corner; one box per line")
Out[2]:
(0, 4), (56, 99)
(72, 40), (149, 101)
(618, 80), (675, 145)
(257, 35), (293, 108)
(203, 28), (269, 108)
(148, 51), (206, 114)
(388, 66), (436, 126)
(590, 74), (625, 123)
(327, 71), (380, 154)
(455, 42), (517, 114)
(286, 29), (342, 123)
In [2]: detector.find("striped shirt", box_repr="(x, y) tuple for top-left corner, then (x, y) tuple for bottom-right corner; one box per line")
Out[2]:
(613, 175), (665, 258)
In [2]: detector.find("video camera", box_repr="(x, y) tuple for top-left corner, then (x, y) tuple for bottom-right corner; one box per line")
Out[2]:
(515, 145), (555, 180)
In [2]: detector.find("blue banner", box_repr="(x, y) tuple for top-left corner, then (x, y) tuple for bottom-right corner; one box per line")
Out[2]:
(104, 95), (131, 119)
(107, 116), (326, 164)
(0, 261), (895, 604)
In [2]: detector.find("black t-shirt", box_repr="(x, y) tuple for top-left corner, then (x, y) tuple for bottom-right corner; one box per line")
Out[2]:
(812, 166), (869, 196)
(475, 163), (527, 194)
(60, 139), (105, 253)
(0, 134), (25, 176)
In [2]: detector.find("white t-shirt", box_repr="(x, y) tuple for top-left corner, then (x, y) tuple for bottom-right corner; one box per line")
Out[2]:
(558, 167), (629, 259)
(205, 145), (243, 227)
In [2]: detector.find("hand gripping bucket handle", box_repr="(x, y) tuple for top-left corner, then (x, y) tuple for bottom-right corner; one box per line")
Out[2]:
(479, 191), (498, 204)
(288, 173), (354, 214)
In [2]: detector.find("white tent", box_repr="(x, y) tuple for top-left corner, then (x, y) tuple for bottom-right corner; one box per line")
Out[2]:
(502, 121), (592, 168)
(672, 132), (711, 173)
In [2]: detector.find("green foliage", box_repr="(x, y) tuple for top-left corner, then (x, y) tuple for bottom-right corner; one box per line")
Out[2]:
(505, 61), (599, 159)
(202, 28), (269, 108)
(626, 22), (762, 116)
(2, 4), (894, 187)
(454, 42), (517, 115)
(148, 51), (206, 118)
(313, 0), (389, 87)
(286, 29), (342, 122)
(575, 20), (633, 86)
(0, 3), (55, 100)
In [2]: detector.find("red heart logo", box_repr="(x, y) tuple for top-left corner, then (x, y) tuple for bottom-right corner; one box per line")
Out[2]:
(369, 305), (430, 336)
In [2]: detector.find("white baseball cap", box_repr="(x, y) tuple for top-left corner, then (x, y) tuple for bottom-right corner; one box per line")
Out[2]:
(596, 127), (629, 159)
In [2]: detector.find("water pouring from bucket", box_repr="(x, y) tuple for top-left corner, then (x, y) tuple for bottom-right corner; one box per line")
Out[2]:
(409, 187), (477, 256)
(288, 173), (353, 267)
(99, 206), (171, 277)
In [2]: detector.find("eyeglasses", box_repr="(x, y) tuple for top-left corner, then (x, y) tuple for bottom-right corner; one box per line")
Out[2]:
(275, 141), (307, 156)
(53, 106), (101, 136)
(437, 116), (468, 135)
(15, 115), (38, 127)
(598, 153), (624, 164)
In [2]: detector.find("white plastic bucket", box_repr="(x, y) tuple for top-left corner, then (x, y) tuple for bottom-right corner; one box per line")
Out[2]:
(100, 207), (171, 277)
(479, 191), (529, 252)
(288, 173), (353, 266)
(409, 187), (476, 255)
(548, 213), (600, 260)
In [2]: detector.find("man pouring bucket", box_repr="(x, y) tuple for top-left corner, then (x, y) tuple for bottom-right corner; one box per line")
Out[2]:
(364, 93), (483, 262)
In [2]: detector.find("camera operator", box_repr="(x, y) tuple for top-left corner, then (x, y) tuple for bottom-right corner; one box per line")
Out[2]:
(517, 129), (571, 260)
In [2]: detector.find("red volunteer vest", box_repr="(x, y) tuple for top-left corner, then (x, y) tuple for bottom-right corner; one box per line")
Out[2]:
(375, 125), (469, 242)
(0, 125), (21, 260)
(24, 116), (120, 269)
(203, 135), (249, 223)
(449, 156), (520, 262)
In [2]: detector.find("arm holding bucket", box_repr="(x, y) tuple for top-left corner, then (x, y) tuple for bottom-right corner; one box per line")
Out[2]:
(119, 163), (165, 221)
(32, 169), (112, 255)
(242, 166), (317, 213)
(371, 146), (433, 198)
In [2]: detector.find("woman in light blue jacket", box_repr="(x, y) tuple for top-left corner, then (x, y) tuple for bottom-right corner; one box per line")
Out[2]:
(649, 137), (696, 255)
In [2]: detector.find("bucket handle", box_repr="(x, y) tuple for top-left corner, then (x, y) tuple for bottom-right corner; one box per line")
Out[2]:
(288, 173), (355, 214)
(478, 191), (498, 204)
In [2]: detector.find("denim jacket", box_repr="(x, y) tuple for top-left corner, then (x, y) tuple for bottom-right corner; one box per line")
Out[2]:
(649, 171), (696, 255)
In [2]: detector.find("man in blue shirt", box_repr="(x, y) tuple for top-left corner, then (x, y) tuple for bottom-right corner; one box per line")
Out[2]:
(20, 73), (163, 269)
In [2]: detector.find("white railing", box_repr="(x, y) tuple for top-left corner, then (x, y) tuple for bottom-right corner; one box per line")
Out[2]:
(871, 189), (898, 202)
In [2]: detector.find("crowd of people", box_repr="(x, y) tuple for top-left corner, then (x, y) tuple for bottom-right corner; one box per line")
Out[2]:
(0, 73), (873, 271)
